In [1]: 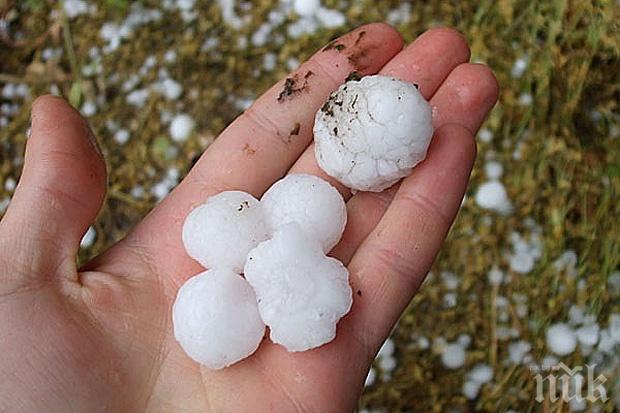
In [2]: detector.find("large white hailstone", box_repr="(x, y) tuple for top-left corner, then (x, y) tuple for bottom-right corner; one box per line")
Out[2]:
(314, 75), (433, 192)
(546, 323), (577, 356)
(172, 269), (265, 369)
(261, 174), (347, 252)
(170, 113), (195, 142)
(182, 191), (270, 272)
(474, 180), (513, 214)
(244, 223), (352, 352)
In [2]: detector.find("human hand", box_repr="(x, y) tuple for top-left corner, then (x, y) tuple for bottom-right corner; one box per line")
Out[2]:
(0, 24), (498, 412)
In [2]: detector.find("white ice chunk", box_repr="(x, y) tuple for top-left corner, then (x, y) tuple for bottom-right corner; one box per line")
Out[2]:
(314, 75), (433, 192)
(182, 191), (270, 273)
(172, 269), (265, 369)
(244, 223), (352, 352)
(261, 174), (346, 253)
(546, 323), (577, 356)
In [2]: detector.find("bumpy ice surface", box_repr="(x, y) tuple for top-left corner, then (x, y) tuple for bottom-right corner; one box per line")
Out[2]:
(182, 191), (270, 272)
(244, 223), (352, 352)
(172, 268), (266, 369)
(314, 75), (433, 192)
(261, 173), (347, 252)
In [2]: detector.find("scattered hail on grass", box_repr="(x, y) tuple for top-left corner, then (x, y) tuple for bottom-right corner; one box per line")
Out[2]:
(172, 269), (265, 369)
(244, 223), (352, 352)
(314, 75), (433, 192)
(261, 174), (346, 253)
(182, 191), (270, 273)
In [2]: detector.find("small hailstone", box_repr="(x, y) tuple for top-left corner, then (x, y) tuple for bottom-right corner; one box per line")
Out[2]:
(568, 305), (585, 326)
(546, 323), (577, 356)
(244, 223), (352, 352)
(314, 75), (433, 192)
(474, 181), (513, 214)
(378, 355), (397, 372)
(294, 0), (321, 17)
(364, 367), (376, 387)
(4, 177), (16, 192)
(315, 7), (346, 28)
(80, 226), (97, 248)
(170, 113), (195, 142)
(81, 101), (97, 116)
(416, 336), (430, 350)
(511, 56), (528, 78)
(114, 129), (130, 144)
(609, 314), (620, 343)
(261, 174), (346, 253)
(484, 161), (504, 179)
(597, 329), (615, 353)
(378, 338), (395, 358)
(172, 269), (265, 369)
(462, 380), (481, 399)
(182, 191), (270, 273)
(487, 267), (504, 285)
(576, 323), (600, 347)
(441, 343), (466, 369)
(508, 340), (531, 363)
(457, 334), (472, 349)
(518, 93), (533, 106)
(541, 355), (559, 370)
(478, 128), (493, 143)
(469, 364), (493, 384)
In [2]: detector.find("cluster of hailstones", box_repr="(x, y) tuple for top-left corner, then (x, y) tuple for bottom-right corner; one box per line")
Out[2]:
(173, 75), (433, 369)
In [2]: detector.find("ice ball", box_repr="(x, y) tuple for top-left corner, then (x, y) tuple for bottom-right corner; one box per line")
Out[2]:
(182, 191), (270, 273)
(244, 223), (352, 352)
(172, 268), (266, 369)
(314, 75), (433, 192)
(261, 173), (347, 253)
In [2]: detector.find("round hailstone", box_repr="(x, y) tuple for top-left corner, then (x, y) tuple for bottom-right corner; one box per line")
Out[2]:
(441, 343), (466, 369)
(182, 191), (270, 272)
(474, 180), (513, 214)
(244, 223), (352, 352)
(170, 113), (195, 142)
(261, 173), (347, 252)
(314, 74), (433, 192)
(172, 269), (265, 369)
(546, 323), (577, 356)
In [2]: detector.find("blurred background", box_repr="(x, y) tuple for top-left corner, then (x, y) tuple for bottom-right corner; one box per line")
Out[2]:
(1, 0), (619, 411)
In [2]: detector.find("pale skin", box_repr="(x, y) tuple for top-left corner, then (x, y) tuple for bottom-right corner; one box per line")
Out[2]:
(0, 24), (498, 412)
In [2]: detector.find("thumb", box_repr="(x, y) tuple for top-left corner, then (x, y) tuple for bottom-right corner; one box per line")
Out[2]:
(0, 95), (107, 281)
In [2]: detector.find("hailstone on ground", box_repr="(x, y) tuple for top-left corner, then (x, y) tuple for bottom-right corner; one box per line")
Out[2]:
(244, 223), (352, 352)
(314, 74), (433, 192)
(261, 173), (346, 252)
(182, 191), (270, 272)
(172, 268), (266, 369)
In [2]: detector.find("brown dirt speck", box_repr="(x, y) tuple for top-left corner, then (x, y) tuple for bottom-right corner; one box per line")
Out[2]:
(277, 72), (313, 102)
(345, 71), (363, 82)
(243, 143), (256, 156)
(289, 122), (300, 137)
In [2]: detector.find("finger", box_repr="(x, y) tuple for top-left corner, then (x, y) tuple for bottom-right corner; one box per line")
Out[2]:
(0, 95), (106, 284)
(332, 63), (500, 263)
(110, 24), (403, 284)
(343, 123), (476, 356)
(288, 27), (471, 197)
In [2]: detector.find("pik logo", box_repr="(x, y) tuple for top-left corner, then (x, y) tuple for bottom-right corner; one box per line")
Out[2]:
(533, 362), (608, 403)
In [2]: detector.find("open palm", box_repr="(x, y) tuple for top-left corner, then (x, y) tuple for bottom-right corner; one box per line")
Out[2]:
(0, 24), (498, 412)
